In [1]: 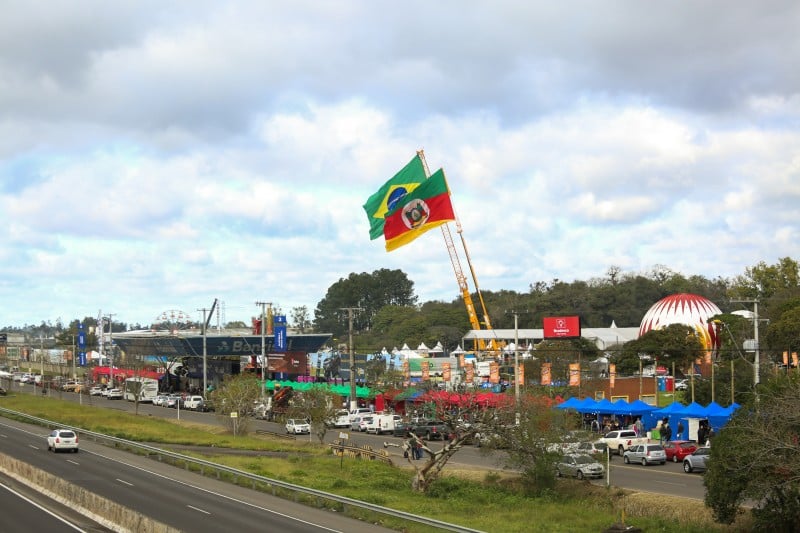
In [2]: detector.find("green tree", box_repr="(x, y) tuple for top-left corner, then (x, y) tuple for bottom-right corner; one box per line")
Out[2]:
(285, 386), (339, 444)
(313, 269), (416, 337)
(210, 375), (260, 434)
(290, 306), (312, 333)
(705, 374), (800, 529)
(616, 324), (705, 375)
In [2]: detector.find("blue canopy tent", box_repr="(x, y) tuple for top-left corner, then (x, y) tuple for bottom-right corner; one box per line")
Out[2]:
(676, 401), (709, 442)
(706, 401), (732, 432)
(652, 401), (686, 439)
(555, 396), (582, 410)
(592, 398), (618, 414)
(574, 397), (598, 413)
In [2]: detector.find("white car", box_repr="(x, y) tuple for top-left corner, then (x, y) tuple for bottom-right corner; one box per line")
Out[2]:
(89, 386), (105, 396)
(47, 429), (79, 453)
(285, 418), (311, 434)
(106, 388), (123, 400)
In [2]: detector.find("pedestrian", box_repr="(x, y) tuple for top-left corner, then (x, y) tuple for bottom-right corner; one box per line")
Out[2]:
(663, 422), (672, 444)
(677, 421), (684, 439)
(414, 439), (423, 460)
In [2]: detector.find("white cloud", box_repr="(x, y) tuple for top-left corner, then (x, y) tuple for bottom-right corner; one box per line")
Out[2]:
(1, 2), (799, 327)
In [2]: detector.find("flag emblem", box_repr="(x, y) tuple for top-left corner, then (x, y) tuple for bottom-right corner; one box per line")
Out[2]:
(401, 199), (431, 229)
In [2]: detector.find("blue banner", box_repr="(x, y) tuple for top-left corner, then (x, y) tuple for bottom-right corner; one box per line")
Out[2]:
(274, 315), (287, 352)
(78, 323), (87, 366)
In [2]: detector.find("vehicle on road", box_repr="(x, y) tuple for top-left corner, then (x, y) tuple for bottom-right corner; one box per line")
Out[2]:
(358, 416), (374, 432)
(597, 429), (649, 455)
(675, 379), (688, 391)
(106, 388), (124, 400)
(663, 440), (698, 463)
(47, 429), (79, 453)
(285, 418), (310, 434)
(89, 386), (105, 396)
(350, 416), (364, 432)
(326, 409), (351, 428)
(165, 395), (182, 408)
(366, 414), (401, 435)
(348, 408), (372, 423)
(183, 395), (206, 411)
(556, 454), (605, 479)
(123, 377), (159, 403)
(574, 441), (610, 459)
(392, 421), (411, 438)
(153, 394), (169, 406)
(623, 443), (667, 465)
(410, 419), (452, 441)
(683, 446), (711, 473)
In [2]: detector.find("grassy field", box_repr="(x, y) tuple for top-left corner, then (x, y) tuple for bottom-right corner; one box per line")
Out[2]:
(0, 393), (753, 533)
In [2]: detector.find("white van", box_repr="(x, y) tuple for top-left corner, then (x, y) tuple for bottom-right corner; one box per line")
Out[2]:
(367, 414), (401, 435)
(327, 410), (350, 428)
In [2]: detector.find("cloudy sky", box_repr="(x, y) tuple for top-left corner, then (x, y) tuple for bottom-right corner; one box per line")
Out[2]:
(2, 1), (799, 329)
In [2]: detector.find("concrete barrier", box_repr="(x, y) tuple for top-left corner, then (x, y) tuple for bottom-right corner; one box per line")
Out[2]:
(0, 452), (180, 533)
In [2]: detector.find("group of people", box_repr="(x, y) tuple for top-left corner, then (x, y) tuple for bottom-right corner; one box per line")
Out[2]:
(404, 437), (423, 460)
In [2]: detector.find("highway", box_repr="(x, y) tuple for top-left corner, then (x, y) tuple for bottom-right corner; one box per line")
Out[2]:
(0, 414), (395, 533)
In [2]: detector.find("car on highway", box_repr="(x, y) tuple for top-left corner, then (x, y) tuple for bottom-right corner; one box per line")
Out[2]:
(623, 443), (667, 465)
(663, 440), (698, 463)
(683, 446), (711, 473)
(556, 454), (605, 479)
(47, 429), (79, 453)
(106, 388), (124, 400)
(285, 418), (310, 434)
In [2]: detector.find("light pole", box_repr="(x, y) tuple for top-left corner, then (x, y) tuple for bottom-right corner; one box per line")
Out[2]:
(105, 313), (116, 386)
(340, 307), (362, 410)
(256, 301), (272, 400)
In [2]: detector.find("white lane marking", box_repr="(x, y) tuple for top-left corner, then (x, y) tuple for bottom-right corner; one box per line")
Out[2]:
(115, 478), (134, 486)
(88, 449), (344, 532)
(66, 459), (80, 465)
(187, 505), (211, 515)
(0, 479), (87, 531)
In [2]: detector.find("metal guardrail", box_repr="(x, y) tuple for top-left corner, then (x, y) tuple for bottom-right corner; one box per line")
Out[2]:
(0, 406), (483, 533)
(329, 439), (393, 464)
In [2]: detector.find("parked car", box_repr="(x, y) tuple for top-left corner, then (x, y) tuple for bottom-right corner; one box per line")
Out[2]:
(285, 418), (311, 434)
(348, 407), (372, 423)
(106, 388), (123, 400)
(410, 420), (452, 441)
(47, 429), (79, 453)
(393, 421), (412, 438)
(165, 395), (182, 408)
(89, 385), (105, 396)
(623, 443), (667, 465)
(358, 416), (374, 432)
(574, 441), (610, 459)
(556, 454), (605, 479)
(674, 379), (688, 391)
(350, 416), (364, 432)
(326, 409), (351, 428)
(153, 394), (169, 406)
(683, 446), (711, 473)
(663, 440), (698, 463)
(100, 387), (112, 397)
(183, 395), (206, 411)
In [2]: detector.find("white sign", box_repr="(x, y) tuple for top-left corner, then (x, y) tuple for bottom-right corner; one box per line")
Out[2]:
(230, 412), (238, 418)
(339, 432), (349, 440)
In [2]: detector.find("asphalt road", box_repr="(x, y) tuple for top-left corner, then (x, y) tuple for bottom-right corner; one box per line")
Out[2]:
(0, 414), (396, 533)
(9, 382), (708, 503)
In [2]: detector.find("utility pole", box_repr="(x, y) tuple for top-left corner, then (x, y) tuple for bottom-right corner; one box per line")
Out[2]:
(198, 307), (210, 395)
(105, 313), (116, 386)
(505, 310), (530, 405)
(731, 298), (761, 387)
(340, 307), (362, 411)
(256, 301), (272, 400)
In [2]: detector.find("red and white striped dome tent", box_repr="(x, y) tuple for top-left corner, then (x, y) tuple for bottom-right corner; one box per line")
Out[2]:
(639, 293), (722, 352)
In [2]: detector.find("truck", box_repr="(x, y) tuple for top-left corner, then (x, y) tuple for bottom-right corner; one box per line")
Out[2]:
(123, 377), (159, 403)
(596, 429), (649, 456)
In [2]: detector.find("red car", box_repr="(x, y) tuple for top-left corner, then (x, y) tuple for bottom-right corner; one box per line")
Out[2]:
(663, 440), (697, 463)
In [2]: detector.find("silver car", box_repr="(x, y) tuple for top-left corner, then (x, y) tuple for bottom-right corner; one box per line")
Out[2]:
(683, 446), (711, 473)
(556, 454), (605, 479)
(623, 443), (666, 465)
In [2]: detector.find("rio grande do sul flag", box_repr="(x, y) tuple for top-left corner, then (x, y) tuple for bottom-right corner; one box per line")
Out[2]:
(383, 168), (455, 252)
